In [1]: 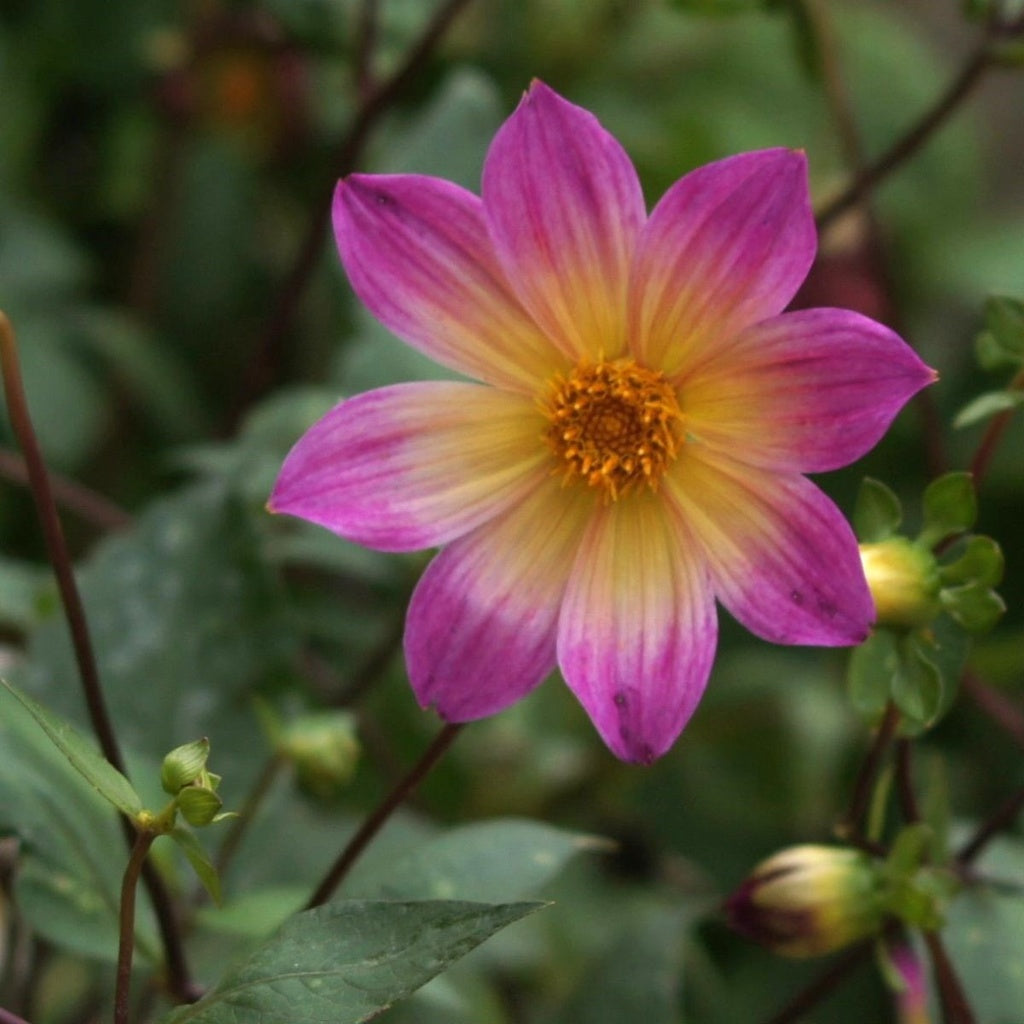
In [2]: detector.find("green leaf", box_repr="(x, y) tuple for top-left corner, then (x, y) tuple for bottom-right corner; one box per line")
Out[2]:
(169, 828), (221, 905)
(918, 472), (976, 548)
(19, 483), (296, 795)
(557, 908), (684, 1024)
(0, 682), (158, 963)
(939, 535), (1005, 587)
(345, 819), (610, 903)
(940, 582), (1006, 634)
(890, 641), (943, 732)
(161, 900), (543, 1024)
(847, 629), (898, 721)
(853, 478), (903, 542)
(984, 294), (1024, 357)
(953, 389), (1024, 429)
(0, 678), (141, 817)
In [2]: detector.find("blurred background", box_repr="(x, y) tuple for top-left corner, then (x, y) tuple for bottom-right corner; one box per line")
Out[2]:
(1, 1), (1023, 1021)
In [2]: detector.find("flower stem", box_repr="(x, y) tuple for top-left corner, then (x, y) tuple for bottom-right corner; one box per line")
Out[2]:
(957, 785), (1024, 865)
(229, 0), (476, 428)
(814, 15), (1024, 232)
(761, 942), (871, 1024)
(839, 702), (900, 845)
(923, 931), (977, 1024)
(114, 829), (157, 1024)
(305, 722), (463, 909)
(969, 366), (1024, 490)
(895, 739), (920, 824)
(0, 311), (195, 1003)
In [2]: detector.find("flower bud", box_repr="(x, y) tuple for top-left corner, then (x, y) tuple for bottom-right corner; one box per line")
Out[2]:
(724, 845), (885, 958)
(278, 711), (360, 800)
(177, 786), (223, 827)
(161, 738), (211, 794)
(859, 539), (941, 628)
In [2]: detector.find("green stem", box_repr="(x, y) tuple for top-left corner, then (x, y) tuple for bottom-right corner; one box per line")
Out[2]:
(305, 722), (463, 909)
(0, 311), (195, 1003)
(114, 830), (157, 1024)
(839, 701), (900, 845)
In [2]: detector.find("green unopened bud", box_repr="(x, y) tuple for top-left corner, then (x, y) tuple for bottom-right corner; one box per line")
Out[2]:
(278, 711), (360, 800)
(177, 786), (223, 827)
(724, 845), (885, 958)
(161, 738), (211, 794)
(860, 539), (941, 628)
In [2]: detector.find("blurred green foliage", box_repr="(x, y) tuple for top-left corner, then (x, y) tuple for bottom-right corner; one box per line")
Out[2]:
(2, 0), (1024, 1022)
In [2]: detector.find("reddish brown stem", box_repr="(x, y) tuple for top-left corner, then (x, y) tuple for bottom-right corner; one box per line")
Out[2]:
(924, 931), (977, 1024)
(306, 722), (463, 908)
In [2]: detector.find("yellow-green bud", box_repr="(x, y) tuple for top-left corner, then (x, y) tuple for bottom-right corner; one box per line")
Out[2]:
(177, 786), (223, 827)
(278, 711), (360, 800)
(724, 845), (885, 958)
(161, 738), (211, 794)
(859, 539), (941, 628)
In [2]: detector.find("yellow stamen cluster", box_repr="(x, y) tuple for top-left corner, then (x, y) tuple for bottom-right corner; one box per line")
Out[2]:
(543, 358), (684, 500)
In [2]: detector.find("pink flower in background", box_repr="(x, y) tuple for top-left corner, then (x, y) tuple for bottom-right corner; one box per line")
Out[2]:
(270, 80), (935, 763)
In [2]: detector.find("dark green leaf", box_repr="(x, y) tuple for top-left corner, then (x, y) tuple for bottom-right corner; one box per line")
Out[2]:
(161, 900), (543, 1024)
(890, 642), (943, 732)
(940, 582), (1006, 634)
(985, 295), (1024, 356)
(847, 629), (898, 721)
(853, 478), (902, 543)
(0, 678), (141, 817)
(918, 472), (976, 548)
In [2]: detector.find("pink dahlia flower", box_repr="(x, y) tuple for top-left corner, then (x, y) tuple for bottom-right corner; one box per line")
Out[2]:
(270, 81), (935, 764)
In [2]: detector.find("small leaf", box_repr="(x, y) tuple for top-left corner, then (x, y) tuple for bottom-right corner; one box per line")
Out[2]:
(0, 679), (141, 818)
(939, 535), (1004, 587)
(890, 642), (943, 732)
(940, 582), (1006, 634)
(169, 828), (221, 905)
(953, 389), (1024, 429)
(177, 787), (223, 827)
(853, 478), (903, 543)
(985, 294), (1024, 355)
(161, 900), (543, 1024)
(162, 738), (211, 794)
(918, 473), (976, 548)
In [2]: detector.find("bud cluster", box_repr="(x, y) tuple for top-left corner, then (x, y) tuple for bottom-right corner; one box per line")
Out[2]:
(161, 737), (229, 827)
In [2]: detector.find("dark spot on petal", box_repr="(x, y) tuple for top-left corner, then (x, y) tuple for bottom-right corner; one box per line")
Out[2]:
(790, 590), (805, 606)
(817, 597), (838, 618)
(613, 691), (628, 709)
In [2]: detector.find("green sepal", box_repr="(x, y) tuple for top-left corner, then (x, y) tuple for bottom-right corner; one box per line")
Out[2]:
(899, 618), (969, 734)
(918, 473), (976, 548)
(178, 786), (223, 827)
(939, 535), (1004, 587)
(940, 581), (1006, 634)
(976, 295), (1024, 368)
(161, 738), (211, 795)
(170, 827), (222, 905)
(890, 640), (943, 733)
(854, 478), (903, 543)
(847, 630), (897, 722)
(885, 823), (933, 879)
(954, 389), (1024, 429)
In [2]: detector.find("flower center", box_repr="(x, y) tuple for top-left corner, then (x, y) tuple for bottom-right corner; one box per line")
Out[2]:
(543, 358), (684, 500)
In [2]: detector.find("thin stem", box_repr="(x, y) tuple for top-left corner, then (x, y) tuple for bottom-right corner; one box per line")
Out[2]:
(969, 366), (1024, 489)
(0, 311), (195, 1003)
(114, 829), (157, 1024)
(305, 722), (463, 909)
(354, 0), (380, 101)
(839, 702), (900, 843)
(229, 0), (475, 428)
(924, 931), (977, 1024)
(962, 671), (1024, 751)
(761, 942), (871, 1024)
(0, 1008), (32, 1024)
(814, 20), (1015, 233)
(895, 739), (920, 824)
(214, 753), (286, 878)
(957, 785), (1024, 865)
(0, 447), (132, 532)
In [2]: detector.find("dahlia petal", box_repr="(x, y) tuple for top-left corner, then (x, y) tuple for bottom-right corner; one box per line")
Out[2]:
(683, 309), (937, 472)
(334, 174), (562, 391)
(666, 451), (873, 646)
(482, 80), (645, 362)
(405, 476), (593, 720)
(630, 149), (816, 379)
(557, 493), (717, 764)
(269, 382), (547, 552)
